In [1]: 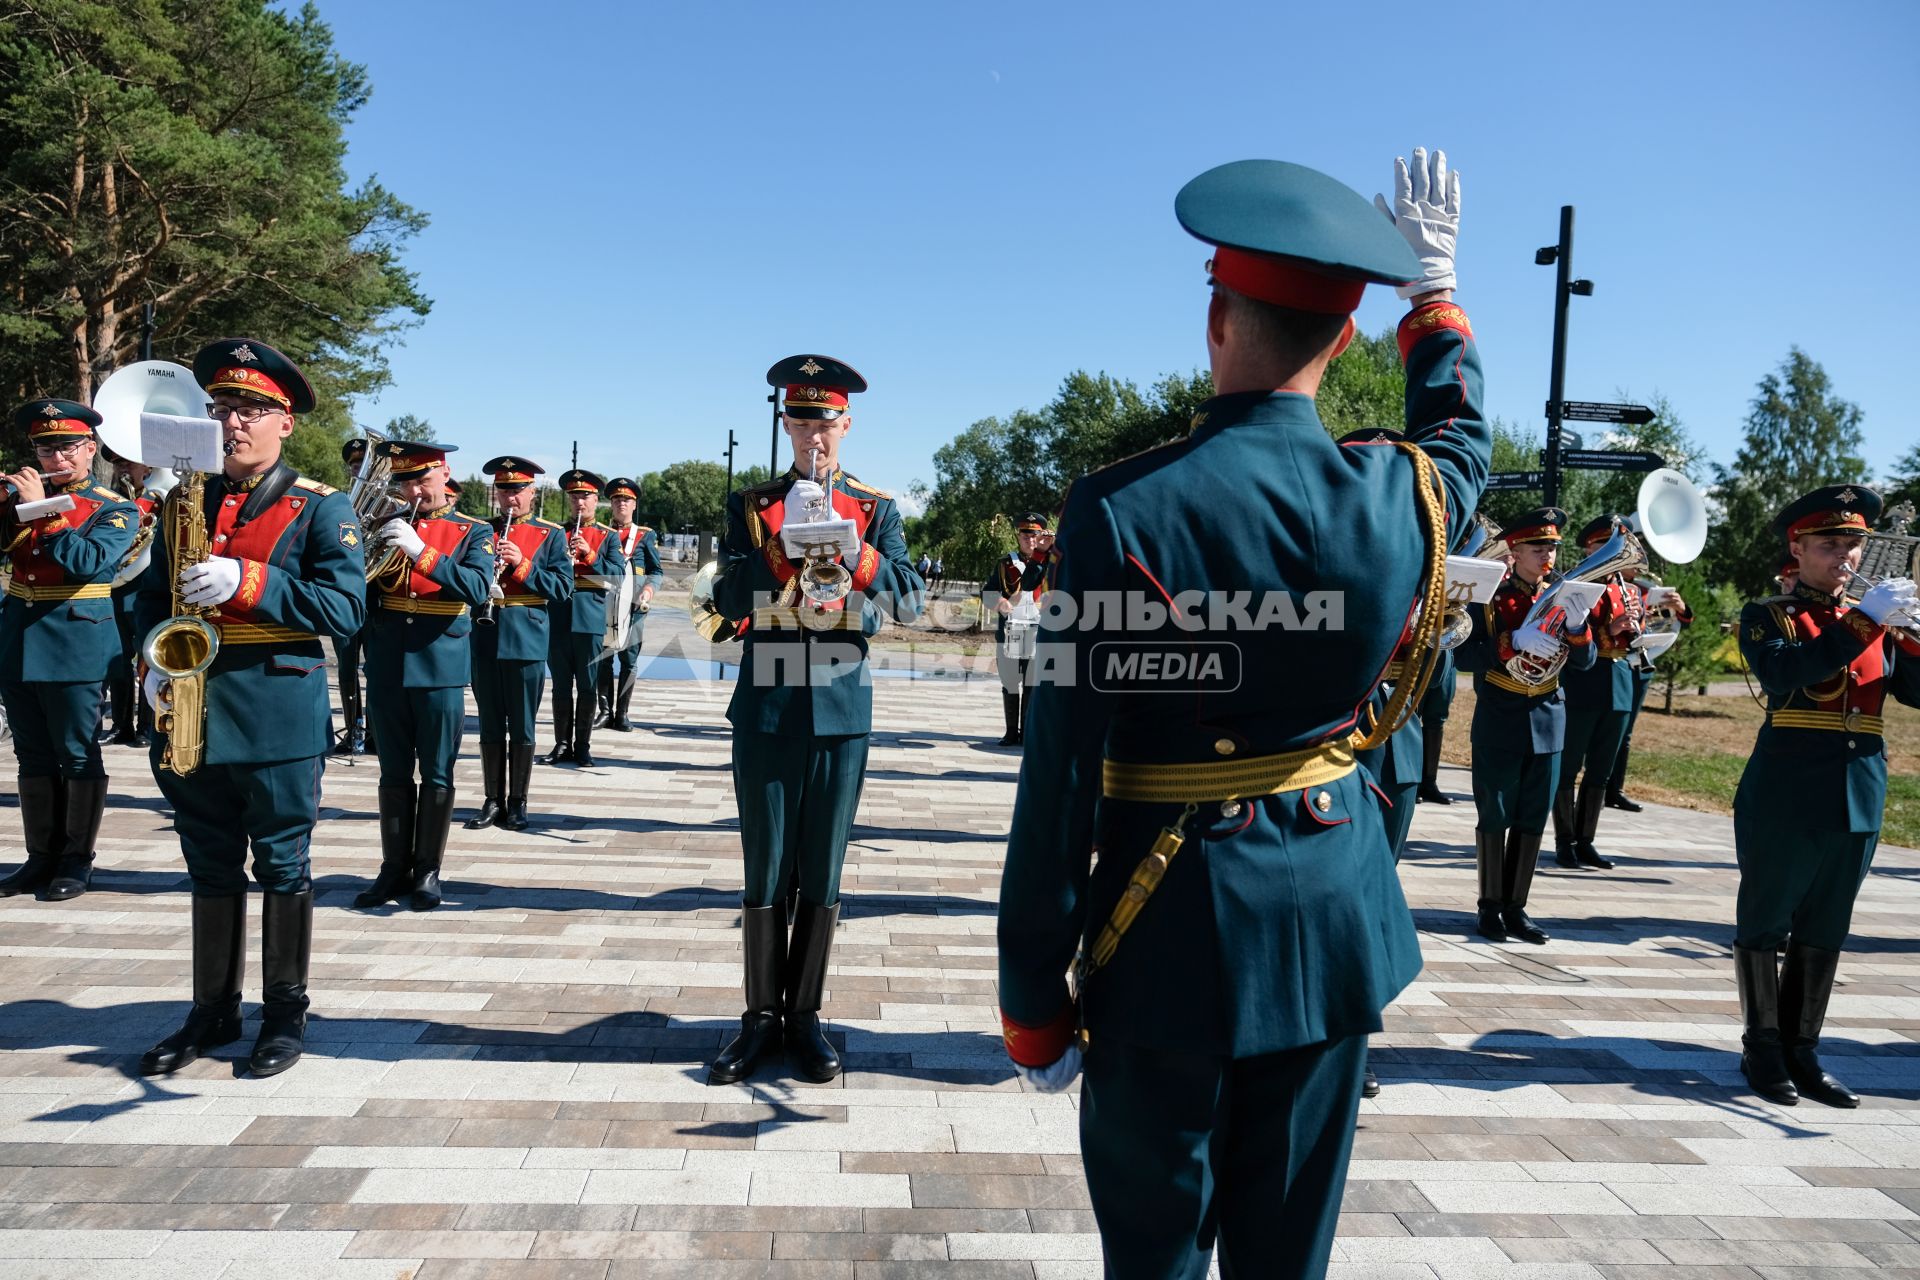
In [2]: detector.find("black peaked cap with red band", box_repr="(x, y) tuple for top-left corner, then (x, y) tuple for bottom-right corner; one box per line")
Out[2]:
(192, 338), (316, 414)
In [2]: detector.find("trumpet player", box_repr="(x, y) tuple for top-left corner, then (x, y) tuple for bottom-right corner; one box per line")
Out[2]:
(984, 512), (1053, 747)
(545, 469), (624, 767)
(595, 477), (661, 733)
(1731, 485), (1920, 1108)
(0, 400), (138, 902)
(705, 354), (925, 1086)
(135, 338), (366, 1079)
(1454, 507), (1596, 945)
(351, 442), (495, 912)
(464, 457), (571, 831)
(1555, 516), (1648, 870)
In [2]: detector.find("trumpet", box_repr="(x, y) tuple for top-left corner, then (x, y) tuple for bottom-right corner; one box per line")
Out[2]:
(783, 447), (854, 606)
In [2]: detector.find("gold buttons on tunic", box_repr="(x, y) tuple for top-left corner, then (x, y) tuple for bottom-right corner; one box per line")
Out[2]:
(1214, 738), (1235, 756)
(1314, 792), (1332, 814)
(1220, 801), (1243, 820)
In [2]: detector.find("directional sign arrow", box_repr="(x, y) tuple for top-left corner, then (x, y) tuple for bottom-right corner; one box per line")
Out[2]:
(1550, 400), (1657, 425)
(1561, 449), (1666, 472)
(1484, 470), (1545, 492)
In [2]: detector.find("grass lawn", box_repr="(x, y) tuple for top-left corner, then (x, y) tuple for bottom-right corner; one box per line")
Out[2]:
(1442, 684), (1920, 850)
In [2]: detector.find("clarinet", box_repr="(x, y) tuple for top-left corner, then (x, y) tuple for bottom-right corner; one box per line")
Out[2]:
(474, 510), (515, 627)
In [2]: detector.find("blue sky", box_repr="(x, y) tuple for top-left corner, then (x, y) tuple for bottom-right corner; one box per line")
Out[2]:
(321, 1), (1917, 509)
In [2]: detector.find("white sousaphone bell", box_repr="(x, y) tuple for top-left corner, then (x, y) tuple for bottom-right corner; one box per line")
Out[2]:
(93, 360), (207, 587)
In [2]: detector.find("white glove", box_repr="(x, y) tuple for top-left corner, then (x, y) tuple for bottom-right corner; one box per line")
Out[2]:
(785, 479), (828, 530)
(1513, 623), (1562, 659)
(1374, 147), (1460, 299)
(1560, 593), (1595, 630)
(179, 556), (243, 607)
(375, 518), (427, 560)
(1856, 576), (1919, 624)
(1014, 1044), (1083, 1094)
(142, 668), (165, 712)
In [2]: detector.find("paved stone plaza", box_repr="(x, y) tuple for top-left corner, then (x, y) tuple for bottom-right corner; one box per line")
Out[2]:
(2, 610), (1919, 1279)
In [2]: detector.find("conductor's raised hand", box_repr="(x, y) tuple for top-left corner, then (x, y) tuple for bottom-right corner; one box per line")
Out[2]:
(1374, 146), (1460, 300)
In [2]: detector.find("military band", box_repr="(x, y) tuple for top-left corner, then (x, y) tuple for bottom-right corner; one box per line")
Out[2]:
(706, 354), (925, 1086)
(351, 442), (494, 911)
(465, 458), (571, 831)
(1732, 485), (1920, 1109)
(545, 470), (624, 767)
(134, 338), (366, 1079)
(103, 453), (164, 749)
(0, 400), (138, 902)
(1454, 507), (1596, 945)
(595, 476), (661, 732)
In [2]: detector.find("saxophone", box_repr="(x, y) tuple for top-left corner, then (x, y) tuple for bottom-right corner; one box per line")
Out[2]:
(141, 471), (220, 776)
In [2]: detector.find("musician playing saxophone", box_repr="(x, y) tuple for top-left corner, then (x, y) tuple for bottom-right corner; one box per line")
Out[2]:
(0, 400), (137, 902)
(351, 442), (495, 912)
(132, 338), (365, 1080)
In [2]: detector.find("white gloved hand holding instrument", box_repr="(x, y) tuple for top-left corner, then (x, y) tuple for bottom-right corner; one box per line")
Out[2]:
(1856, 576), (1919, 625)
(179, 556), (242, 608)
(1375, 147), (1460, 299)
(374, 516), (427, 561)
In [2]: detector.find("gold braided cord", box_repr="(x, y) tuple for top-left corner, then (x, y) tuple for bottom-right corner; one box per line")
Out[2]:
(1352, 442), (1448, 751)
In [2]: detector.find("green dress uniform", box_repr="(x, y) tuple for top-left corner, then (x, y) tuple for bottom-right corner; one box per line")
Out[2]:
(1730, 485), (1920, 1109)
(135, 338), (366, 1081)
(103, 483), (163, 748)
(706, 353), (925, 1089)
(0, 399), (138, 902)
(997, 158), (1489, 1280)
(596, 496), (663, 732)
(985, 514), (1052, 746)
(466, 456), (573, 832)
(352, 443), (496, 912)
(1453, 512), (1597, 946)
(332, 438), (375, 757)
(1553, 522), (1639, 870)
(545, 470), (624, 767)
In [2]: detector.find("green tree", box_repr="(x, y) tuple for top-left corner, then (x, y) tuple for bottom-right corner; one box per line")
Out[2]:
(1317, 326), (1406, 438)
(454, 473), (491, 518)
(1704, 349), (1869, 598)
(632, 459), (773, 535)
(1555, 392), (1706, 565)
(1883, 443), (1920, 518)
(0, 0), (430, 482)
(1475, 419), (1544, 529)
(381, 413), (433, 444)
(1646, 564), (1742, 712)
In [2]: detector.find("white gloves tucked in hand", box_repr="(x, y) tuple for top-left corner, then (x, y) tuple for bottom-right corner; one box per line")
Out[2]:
(1513, 624), (1563, 660)
(1374, 147), (1460, 300)
(1856, 577), (1919, 625)
(1014, 1044), (1083, 1094)
(376, 518), (427, 560)
(179, 556), (243, 608)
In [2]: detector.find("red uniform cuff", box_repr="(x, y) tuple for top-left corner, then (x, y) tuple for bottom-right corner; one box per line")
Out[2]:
(848, 543), (880, 592)
(235, 559), (268, 613)
(510, 553), (533, 585)
(1841, 610), (1883, 646)
(1496, 632), (1516, 663)
(1001, 1004), (1077, 1068)
(763, 540), (798, 583)
(1564, 625), (1592, 647)
(1397, 301), (1474, 363)
(32, 512), (69, 535)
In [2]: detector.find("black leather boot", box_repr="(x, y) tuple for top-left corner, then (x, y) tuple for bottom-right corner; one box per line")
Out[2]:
(572, 689), (596, 768)
(0, 775), (62, 897)
(1605, 742), (1642, 810)
(354, 783), (416, 908)
(1016, 683), (1031, 746)
(997, 692), (1021, 746)
(1780, 943), (1858, 1108)
(612, 659), (637, 731)
(465, 742), (506, 830)
(1362, 1045), (1381, 1098)
(139, 893), (245, 1075)
(410, 786), (454, 911)
(1474, 828), (1507, 942)
(709, 905), (786, 1084)
(1574, 780), (1614, 869)
(41, 776), (108, 901)
(1552, 788), (1581, 869)
(1501, 831), (1550, 945)
(594, 663), (614, 729)
(545, 695), (574, 765)
(250, 890), (312, 1077)
(783, 899), (843, 1082)
(1735, 944), (1798, 1105)
(502, 744), (534, 831)
(1417, 724), (1452, 804)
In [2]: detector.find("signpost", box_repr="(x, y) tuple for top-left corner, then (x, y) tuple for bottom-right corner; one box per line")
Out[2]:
(1553, 400), (1657, 426)
(1485, 471), (1547, 493)
(1536, 206), (1595, 507)
(1559, 449), (1664, 473)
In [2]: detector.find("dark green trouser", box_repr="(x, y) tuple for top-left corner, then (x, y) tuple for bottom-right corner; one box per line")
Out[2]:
(371, 685), (465, 790)
(1080, 1034), (1367, 1280)
(151, 751), (323, 896)
(1607, 673), (1655, 792)
(1472, 744), (1560, 835)
(548, 631), (604, 708)
(731, 730), (869, 908)
(1735, 814), (1878, 951)
(1559, 699), (1630, 795)
(471, 659), (544, 747)
(1, 680), (106, 779)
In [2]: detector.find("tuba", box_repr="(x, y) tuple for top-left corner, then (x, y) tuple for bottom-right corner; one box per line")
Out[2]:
(1503, 521), (1646, 687)
(347, 431), (413, 588)
(96, 361), (224, 776)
